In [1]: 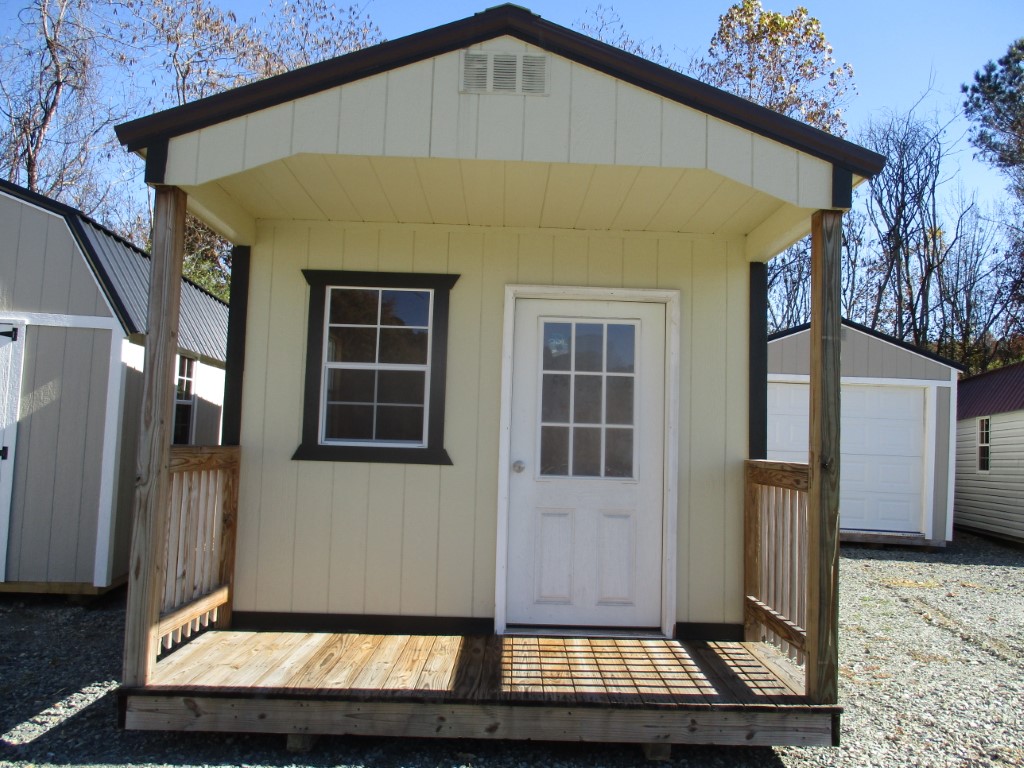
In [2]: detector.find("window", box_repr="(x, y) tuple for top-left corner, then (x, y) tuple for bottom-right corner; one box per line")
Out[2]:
(294, 270), (458, 464)
(978, 417), (991, 472)
(173, 356), (196, 445)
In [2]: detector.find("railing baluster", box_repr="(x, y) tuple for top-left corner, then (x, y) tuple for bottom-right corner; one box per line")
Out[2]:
(153, 446), (240, 661)
(744, 460), (810, 674)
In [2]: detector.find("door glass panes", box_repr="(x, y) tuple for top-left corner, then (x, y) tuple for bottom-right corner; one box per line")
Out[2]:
(539, 321), (637, 478)
(323, 287), (432, 444)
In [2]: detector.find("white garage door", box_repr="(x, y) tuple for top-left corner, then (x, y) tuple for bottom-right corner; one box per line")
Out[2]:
(767, 382), (926, 535)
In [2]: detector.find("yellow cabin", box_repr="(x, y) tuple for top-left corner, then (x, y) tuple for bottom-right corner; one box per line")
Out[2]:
(114, 5), (884, 752)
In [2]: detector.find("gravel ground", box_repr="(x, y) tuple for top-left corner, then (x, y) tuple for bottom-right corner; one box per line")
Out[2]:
(1, 530), (1021, 768)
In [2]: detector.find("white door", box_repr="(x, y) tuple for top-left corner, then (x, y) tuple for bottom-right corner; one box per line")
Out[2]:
(768, 381), (926, 534)
(506, 299), (665, 629)
(0, 321), (26, 581)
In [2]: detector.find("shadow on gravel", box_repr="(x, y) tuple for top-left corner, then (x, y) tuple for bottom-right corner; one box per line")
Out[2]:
(841, 530), (1024, 568)
(0, 588), (124, 743)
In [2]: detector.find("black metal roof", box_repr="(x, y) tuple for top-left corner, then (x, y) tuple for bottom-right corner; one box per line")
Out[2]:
(0, 179), (228, 363)
(958, 361), (1024, 420)
(768, 318), (965, 371)
(115, 4), (885, 181)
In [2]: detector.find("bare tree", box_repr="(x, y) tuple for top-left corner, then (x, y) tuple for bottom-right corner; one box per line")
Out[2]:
(858, 109), (961, 345)
(933, 196), (1024, 372)
(0, 0), (123, 214)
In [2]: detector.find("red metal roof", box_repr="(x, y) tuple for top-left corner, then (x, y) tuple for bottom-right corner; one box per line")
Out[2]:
(958, 361), (1024, 420)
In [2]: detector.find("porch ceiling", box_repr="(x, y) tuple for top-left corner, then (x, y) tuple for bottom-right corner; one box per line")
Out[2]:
(183, 154), (805, 250)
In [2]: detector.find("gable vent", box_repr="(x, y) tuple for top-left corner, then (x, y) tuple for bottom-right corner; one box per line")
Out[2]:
(460, 51), (549, 95)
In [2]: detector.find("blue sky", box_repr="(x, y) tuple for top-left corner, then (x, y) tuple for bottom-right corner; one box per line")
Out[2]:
(222, 0), (1022, 208)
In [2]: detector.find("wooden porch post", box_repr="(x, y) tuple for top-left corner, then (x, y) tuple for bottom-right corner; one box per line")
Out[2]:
(806, 209), (842, 705)
(123, 185), (187, 687)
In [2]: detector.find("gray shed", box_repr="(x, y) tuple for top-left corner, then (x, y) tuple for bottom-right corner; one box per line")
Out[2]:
(767, 319), (961, 546)
(954, 361), (1024, 545)
(0, 180), (228, 594)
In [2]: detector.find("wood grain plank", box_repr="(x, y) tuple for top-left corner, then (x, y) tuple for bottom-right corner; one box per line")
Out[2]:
(414, 634), (461, 695)
(124, 696), (838, 747)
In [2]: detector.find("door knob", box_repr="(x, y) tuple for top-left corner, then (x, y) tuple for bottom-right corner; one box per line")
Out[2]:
(512, 460), (526, 473)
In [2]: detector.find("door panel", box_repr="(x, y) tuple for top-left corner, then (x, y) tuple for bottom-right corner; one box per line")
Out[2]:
(507, 299), (664, 628)
(0, 321), (26, 581)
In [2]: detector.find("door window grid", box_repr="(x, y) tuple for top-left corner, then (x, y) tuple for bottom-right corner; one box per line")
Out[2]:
(538, 320), (637, 478)
(320, 287), (433, 446)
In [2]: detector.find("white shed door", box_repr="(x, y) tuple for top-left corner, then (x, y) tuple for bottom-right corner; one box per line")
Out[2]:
(506, 299), (665, 629)
(0, 321), (26, 581)
(768, 382), (926, 535)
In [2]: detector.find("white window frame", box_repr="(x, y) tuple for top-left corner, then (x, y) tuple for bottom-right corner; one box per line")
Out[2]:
(319, 286), (434, 449)
(173, 355), (196, 445)
(977, 416), (991, 473)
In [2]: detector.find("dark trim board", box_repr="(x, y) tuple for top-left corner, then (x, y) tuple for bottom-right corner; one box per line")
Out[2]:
(221, 246), (251, 446)
(674, 623), (745, 642)
(748, 262), (768, 460)
(293, 269), (458, 466)
(114, 5), (884, 179)
(232, 611), (495, 635)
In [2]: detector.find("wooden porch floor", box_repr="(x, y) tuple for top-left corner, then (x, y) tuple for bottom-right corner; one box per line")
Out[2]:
(122, 632), (839, 747)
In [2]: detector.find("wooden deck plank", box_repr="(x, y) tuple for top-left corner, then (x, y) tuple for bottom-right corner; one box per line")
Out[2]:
(315, 634), (387, 690)
(505, 636), (543, 697)
(589, 639), (640, 705)
(284, 633), (358, 690)
(381, 634), (436, 693)
(564, 637), (608, 704)
(413, 634), (461, 694)
(349, 634), (410, 691)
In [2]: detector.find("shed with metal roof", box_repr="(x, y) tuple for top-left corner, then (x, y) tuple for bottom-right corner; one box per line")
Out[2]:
(767, 319), (962, 547)
(0, 179), (228, 594)
(954, 361), (1024, 544)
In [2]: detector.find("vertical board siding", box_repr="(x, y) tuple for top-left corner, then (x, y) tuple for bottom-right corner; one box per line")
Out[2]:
(7, 327), (109, 583)
(156, 46), (834, 210)
(236, 222), (747, 625)
(0, 193), (108, 316)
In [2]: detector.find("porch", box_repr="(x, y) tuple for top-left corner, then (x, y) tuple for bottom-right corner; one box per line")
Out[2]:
(118, 445), (836, 748)
(122, 630), (837, 746)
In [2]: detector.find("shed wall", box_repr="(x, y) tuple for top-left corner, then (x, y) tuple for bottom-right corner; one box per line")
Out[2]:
(768, 326), (951, 381)
(954, 412), (1024, 544)
(6, 326), (111, 583)
(234, 221), (750, 625)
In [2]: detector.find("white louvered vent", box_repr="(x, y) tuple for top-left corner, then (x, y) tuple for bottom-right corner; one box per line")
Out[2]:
(492, 54), (518, 91)
(463, 52), (488, 92)
(460, 51), (549, 95)
(521, 55), (547, 94)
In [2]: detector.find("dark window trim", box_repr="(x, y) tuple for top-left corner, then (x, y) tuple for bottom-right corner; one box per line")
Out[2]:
(293, 269), (458, 465)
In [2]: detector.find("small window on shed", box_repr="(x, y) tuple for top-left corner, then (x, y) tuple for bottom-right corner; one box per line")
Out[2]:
(173, 356), (196, 445)
(978, 417), (991, 472)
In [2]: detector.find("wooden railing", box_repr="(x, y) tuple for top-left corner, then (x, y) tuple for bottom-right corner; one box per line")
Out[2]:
(744, 460), (810, 668)
(157, 445), (239, 653)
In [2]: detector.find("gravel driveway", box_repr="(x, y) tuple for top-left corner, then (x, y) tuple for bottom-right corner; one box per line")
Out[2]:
(1, 530), (1021, 768)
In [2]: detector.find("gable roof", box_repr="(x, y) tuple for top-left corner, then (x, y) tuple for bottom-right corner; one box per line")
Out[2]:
(0, 179), (228, 364)
(768, 317), (965, 371)
(958, 361), (1024, 420)
(115, 4), (885, 182)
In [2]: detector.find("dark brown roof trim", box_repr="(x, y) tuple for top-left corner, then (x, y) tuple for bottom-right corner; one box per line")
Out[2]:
(768, 317), (965, 371)
(115, 4), (885, 179)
